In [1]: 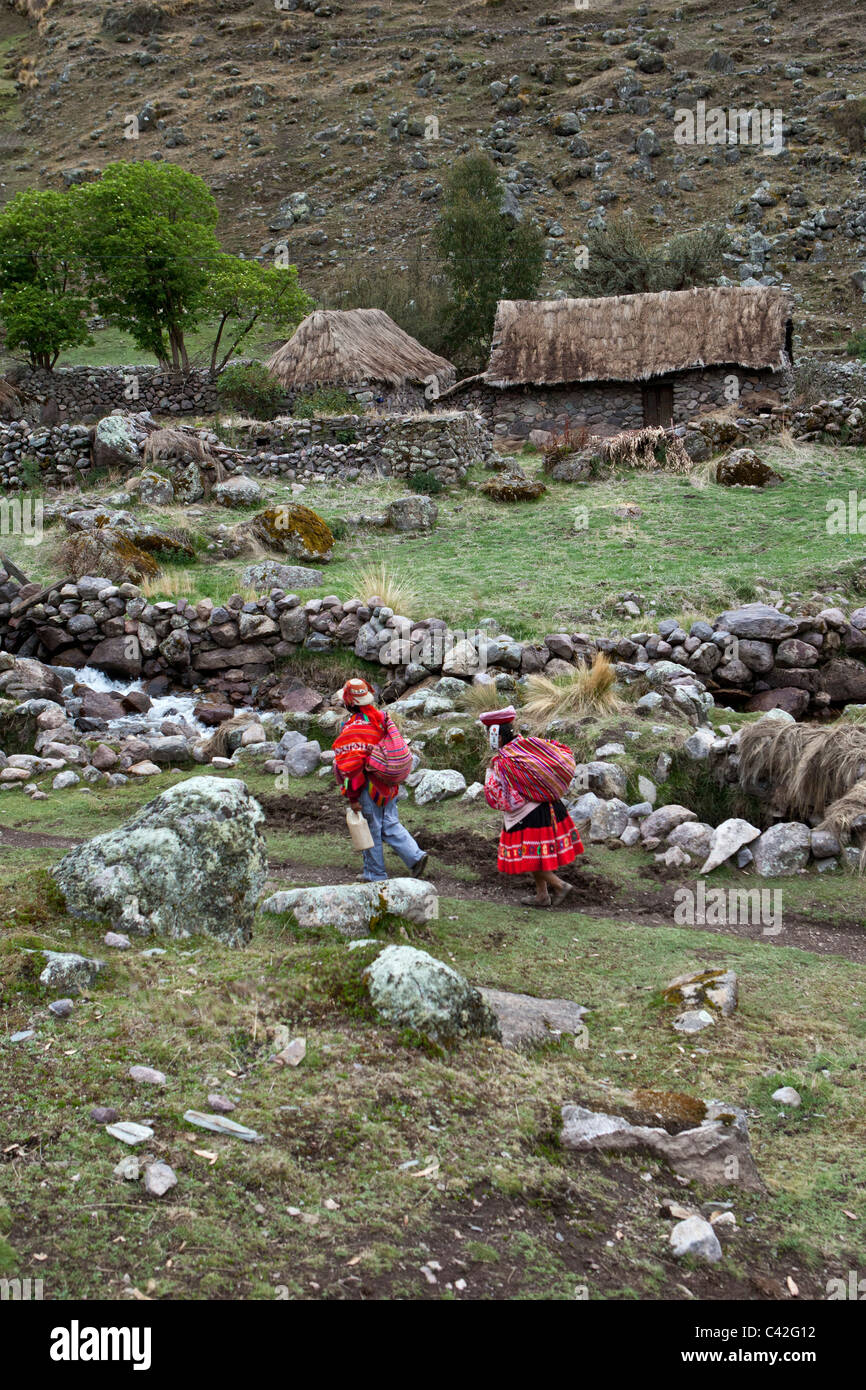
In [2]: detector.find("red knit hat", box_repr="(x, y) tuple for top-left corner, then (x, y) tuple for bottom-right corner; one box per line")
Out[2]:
(340, 677), (376, 708)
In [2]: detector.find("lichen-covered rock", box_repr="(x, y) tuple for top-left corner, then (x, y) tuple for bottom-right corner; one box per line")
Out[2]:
(413, 769), (467, 804)
(261, 879), (438, 938)
(752, 821), (811, 877)
(214, 474), (262, 508)
(51, 776), (266, 946)
(241, 504), (334, 562)
(242, 561), (324, 592)
(716, 448), (781, 488)
(385, 495), (438, 532)
(39, 950), (103, 995)
(364, 945), (501, 1044)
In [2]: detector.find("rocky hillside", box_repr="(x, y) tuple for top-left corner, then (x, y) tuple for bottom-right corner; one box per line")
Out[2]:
(2, 0), (866, 347)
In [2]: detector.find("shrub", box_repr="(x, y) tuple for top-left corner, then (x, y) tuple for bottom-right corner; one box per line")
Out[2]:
(601, 426), (692, 474)
(292, 387), (357, 418)
(571, 217), (730, 297)
(216, 361), (286, 419)
(846, 331), (866, 361)
(406, 469), (444, 495)
(831, 98), (866, 153)
(541, 424), (590, 473)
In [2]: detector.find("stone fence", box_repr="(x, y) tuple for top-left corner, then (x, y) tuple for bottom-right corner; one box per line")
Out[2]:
(8, 366), (218, 419)
(2, 552), (866, 719)
(0, 410), (498, 491)
(234, 411), (498, 484)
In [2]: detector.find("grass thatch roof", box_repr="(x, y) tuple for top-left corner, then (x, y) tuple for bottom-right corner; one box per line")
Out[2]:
(266, 309), (456, 393)
(484, 287), (793, 387)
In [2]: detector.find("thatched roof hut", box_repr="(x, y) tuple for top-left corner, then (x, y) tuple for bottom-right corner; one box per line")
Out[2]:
(483, 286), (793, 388)
(266, 309), (456, 394)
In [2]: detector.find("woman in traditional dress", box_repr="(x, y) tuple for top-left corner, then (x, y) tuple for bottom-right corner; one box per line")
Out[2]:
(332, 677), (428, 883)
(481, 709), (583, 908)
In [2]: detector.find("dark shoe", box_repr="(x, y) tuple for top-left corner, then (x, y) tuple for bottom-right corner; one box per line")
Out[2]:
(411, 853), (429, 879)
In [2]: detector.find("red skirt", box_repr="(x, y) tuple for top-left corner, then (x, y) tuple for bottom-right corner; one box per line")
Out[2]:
(497, 800), (584, 875)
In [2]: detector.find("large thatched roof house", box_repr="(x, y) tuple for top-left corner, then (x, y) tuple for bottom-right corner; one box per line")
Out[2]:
(448, 286), (793, 441)
(266, 308), (456, 412)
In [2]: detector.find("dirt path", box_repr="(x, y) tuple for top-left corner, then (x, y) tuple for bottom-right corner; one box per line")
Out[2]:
(0, 827), (82, 850)
(263, 804), (866, 965)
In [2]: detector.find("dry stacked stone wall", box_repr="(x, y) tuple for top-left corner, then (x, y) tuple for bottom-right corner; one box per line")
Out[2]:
(9, 366), (218, 418)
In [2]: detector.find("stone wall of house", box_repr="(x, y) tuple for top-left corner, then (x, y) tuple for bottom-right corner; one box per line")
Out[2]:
(455, 367), (791, 441)
(8, 366), (218, 418)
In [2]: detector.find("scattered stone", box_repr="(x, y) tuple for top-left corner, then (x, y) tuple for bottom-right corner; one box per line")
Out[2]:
(561, 1100), (762, 1188)
(666, 969), (738, 1017)
(114, 1155), (141, 1181)
(753, 822), (811, 877)
(128, 1065), (166, 1086)
(39, 951), (103, 995)
(105, 1121), (154, 1145)
(771, 1086), (801, 1107)
(144, 1160), (178, 1197)
(261, 879), (438, 938)
(274, 1038), (306, 1067)
(700, 818), (761, 874)
(670, 1216), (723, 1262)
(182, 1111), (260, 1141)
(48, 998), (74, 1018)
(104, 931), (132, 949)
(90, 1106), (119, 1124)
(673, 1009), (716, 1034)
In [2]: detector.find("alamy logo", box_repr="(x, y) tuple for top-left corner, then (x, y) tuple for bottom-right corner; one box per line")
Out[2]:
(0, 494), (43, 546)
(674, 101), (784, 157)
(826, 1271), (866, 1299)
(49, 1321), (152, 1371)
(674, 883), (783, 936)
(0, 1277), (43, 1300)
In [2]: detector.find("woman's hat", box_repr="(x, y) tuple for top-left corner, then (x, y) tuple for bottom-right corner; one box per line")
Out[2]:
(478, 706), (517, 727)
(340, 678), (376, 708)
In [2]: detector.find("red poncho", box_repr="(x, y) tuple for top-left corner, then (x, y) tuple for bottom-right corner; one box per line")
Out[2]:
(332, 706), (398, 806)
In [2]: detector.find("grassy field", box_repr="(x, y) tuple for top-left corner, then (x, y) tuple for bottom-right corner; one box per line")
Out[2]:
(1, 762), (866, 1301)
(5, 437), (865, 635)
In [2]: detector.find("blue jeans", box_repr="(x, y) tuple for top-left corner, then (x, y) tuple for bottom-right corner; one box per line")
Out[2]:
(359, 788), (424, 882)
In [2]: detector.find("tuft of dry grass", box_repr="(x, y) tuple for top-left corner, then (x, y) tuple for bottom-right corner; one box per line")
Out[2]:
(601, 427), (693, 474)
(140, 570), (193, 600)
(738, 720), (866, 822)
(349, 560), (417, 616)
(521, 654), (622, 726)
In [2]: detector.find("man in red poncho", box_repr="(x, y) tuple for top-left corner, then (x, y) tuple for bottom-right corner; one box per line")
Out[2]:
(332, 678), (428, 883)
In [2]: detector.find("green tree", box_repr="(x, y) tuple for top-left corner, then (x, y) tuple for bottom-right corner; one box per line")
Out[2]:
(77, 161), (221, 370)
(0, 188), (92, 369)
(202, 254), (312, 376)
(434, 154), (545, 367)
(571, 217), (730, 298)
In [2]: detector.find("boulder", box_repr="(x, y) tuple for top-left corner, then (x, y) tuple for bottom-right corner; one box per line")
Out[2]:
(716, 448), (781, 488)
(589, 797), (629, 841)
(385, 495), (438, 532)
(39, 950), (103, 995)
(699, 818), (761, 874)
(92, 413), (148, 471)
(818, 659), (866, 703)
(242, 561), (324, 592)
(479, 988), (587, 1048)
(665, 968), (738, 1017)
(279, 739), (320, 778)
(716, 603), (797, 642)
(87, 635), (142, 679)
(51, 777), (267, 946)
(753, 822), (811, 877)
(214, 475), (263, 508)
(364, 945), (500, 1045)
(640, 804), (697, 841)
(414, 769), (467, 804)
(560, 1099), (762, 1189)
(745, 688), (810, 719)
(666, 821), (713, 861)
(574, 761), (628, 799)
(261, 879), (438, 938)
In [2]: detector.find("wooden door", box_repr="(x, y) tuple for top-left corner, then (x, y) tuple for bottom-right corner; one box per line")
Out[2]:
(642, 381), (674, 427)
